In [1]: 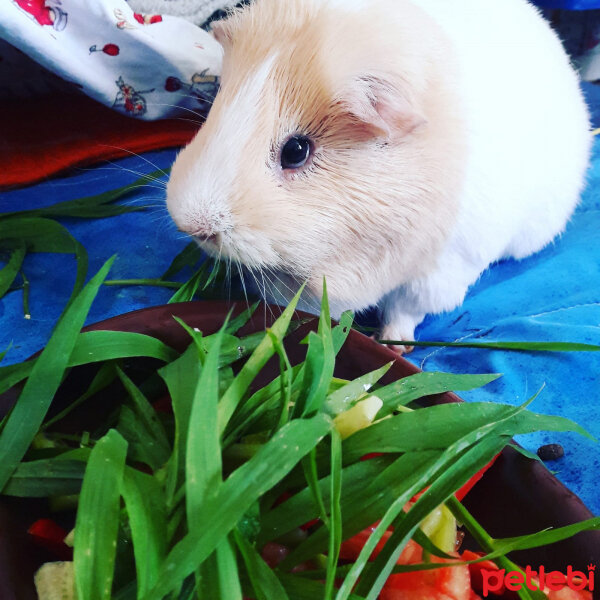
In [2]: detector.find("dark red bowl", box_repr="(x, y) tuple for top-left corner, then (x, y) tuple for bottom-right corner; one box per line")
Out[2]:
(1, 300), (598, 599)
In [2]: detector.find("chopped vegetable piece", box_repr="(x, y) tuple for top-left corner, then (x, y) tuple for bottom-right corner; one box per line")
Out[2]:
(333, 395), (383, 440)
(380, 556), (474, 600)
(28, 518), (72, 561)
(34, 561), (76, 600)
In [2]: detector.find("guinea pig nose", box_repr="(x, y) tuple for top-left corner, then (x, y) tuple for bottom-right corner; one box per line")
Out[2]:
(192, 229), (219, 244)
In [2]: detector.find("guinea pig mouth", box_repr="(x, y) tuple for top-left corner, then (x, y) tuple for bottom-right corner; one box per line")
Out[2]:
(189, 233), (222, 258)
(192, 231), (220, 246)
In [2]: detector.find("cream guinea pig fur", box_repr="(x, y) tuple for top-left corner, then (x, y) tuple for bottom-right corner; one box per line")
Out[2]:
(166, 0), (590, 349)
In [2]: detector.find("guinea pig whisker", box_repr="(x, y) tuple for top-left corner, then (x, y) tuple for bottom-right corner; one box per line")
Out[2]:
(123, 195), (164, 206)
(89, 163), (168, 190)
(263, 269), (299, 313)
(145, 102), (206, 122)
(258, 269), (275, 322)
(264, 267), (299, 304)
(225, 257), (233, 303)
(163, 116), (205, 127)
(74, 166), (166, 192)
(100, 159), (169, 186)
(96, 146), (170, 179)
(250, 267), (275, 323)
(154, 93), (217, 108)
(235, 260), (252, 314)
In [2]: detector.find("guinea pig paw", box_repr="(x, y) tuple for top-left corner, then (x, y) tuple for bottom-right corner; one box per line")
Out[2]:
(378, 324), (415, 355)
(384, 342), (414, 355)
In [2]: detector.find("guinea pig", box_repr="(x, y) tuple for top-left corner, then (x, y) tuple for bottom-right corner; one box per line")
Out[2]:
(166, 0), (590, 351)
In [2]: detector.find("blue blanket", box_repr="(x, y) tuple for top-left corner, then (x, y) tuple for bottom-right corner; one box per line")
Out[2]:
(1, 86), (600, 514)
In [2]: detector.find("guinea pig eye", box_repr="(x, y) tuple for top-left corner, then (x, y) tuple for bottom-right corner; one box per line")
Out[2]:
(280, 136), (311, 169)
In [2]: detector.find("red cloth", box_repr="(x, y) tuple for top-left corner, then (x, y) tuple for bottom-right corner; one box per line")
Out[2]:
(0, 93), (200, 189)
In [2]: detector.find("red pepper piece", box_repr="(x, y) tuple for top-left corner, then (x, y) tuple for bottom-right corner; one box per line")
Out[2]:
(28, 518), (72, 561)
(455, 453), (502, 502)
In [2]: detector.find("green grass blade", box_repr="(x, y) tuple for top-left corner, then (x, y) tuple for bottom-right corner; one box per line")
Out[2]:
(222, 364), (304, 447)
(70, 331), (178, 364)
(0, 344), (10, 363)
(143, 413), (331, 600)
(380, 339), (600, 352)
(375, 372), (502, 418)
(411, 527), (454, 560)
(216, 535), (244, 600)
(161, 242), (202, 280)
(492, 517), (600, 554)
(168, 263), (208, 303)
(104, 278), (182, 290)
(43, 362), (117, 430)
(234, 528), (289, 600)
(0, 330), (178, 396)
(332, 311), (354, 354)
(325, 429), (343, 600)
(174, 315), (264, 369)
(0, 242), (26, 298)
(0, 256), (115, 492)
(0, 217), (89, 311)
(295, 332), (332, 418)
(257, 456), (394, 546)
(279, 572), (366, 600)
(158, 344), (202, 509)
(186, 325), (224, 523)
(196, 537), (243, 600)
(202, 257), (227, 290)
(74, 429), (128, 600)
(218, 285), (305, 435)
(118, 405), (165, 471)
(172, 315), (206, 357)
(296, 282), (335, 417)
(1, 458), (85, 497)
(0, 217), (81, 253)
(266, 329), (294, 432)
(302, 448), (330, 527)
(196, 552), (219, 599)
(342, 401), (590, 464)
(1, 169), (168, 220)
(115, 369), (171, 471)
(325, 363), (392, 417)
(121, 467), (168, 599)
(116, 367), (171, 464)
(225, 301), (261, 335)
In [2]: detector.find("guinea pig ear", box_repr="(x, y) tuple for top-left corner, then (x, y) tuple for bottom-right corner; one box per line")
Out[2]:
(343, 75), (426, 140)
(210, 20), (233, 45)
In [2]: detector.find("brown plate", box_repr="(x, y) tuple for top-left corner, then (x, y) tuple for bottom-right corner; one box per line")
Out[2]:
(0, 300), (598, 599)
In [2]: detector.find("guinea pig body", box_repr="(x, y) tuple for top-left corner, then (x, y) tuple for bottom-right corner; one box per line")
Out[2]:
(166, 0), (590, 346)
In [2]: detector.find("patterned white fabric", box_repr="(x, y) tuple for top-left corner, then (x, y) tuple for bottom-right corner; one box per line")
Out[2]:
(0, 0), (226, 120)
(127, 0), (239, 26)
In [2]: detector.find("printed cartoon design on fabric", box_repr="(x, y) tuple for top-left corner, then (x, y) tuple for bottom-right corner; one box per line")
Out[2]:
(113, 8), (162, 29)
(89, 43), (120, 56)
(133, 12), (163, 25)
(113, 76), (154, 116)
(13, 0), (67, 31)
(165, 70), (220, 113)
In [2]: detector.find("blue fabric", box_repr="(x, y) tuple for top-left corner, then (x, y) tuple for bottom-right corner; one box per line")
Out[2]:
(530, 0), (600, 9)
(0, 149), (189, 363)
(2, 88), (600, 515)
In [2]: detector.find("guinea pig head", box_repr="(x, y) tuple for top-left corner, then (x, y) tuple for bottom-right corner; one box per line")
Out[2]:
(167, 0), (465, 314)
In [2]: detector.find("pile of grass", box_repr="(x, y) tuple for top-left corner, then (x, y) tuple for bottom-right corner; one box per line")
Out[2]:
(0, 259), (597, 600)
